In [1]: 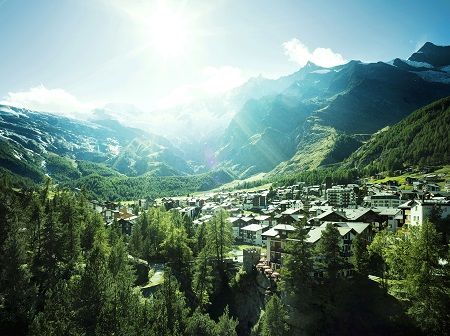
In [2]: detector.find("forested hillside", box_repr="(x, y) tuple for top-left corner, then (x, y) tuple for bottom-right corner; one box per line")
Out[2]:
(67, 169), (233, 200)
(0, 180), (240, 335)
(1, 180), (448, 335)
(346, 96), (450, 173)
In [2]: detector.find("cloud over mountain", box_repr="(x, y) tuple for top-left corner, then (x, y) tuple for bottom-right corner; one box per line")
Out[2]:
(283, 38), (346, 68)
(0, 85), (101, 118)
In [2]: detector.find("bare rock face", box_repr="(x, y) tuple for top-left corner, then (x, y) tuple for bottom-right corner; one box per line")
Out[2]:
(408, 42), (450, 68)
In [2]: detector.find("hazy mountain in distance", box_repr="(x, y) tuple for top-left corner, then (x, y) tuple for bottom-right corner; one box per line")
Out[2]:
(0, 104), (197, 182)
(215, 42), (450, 178)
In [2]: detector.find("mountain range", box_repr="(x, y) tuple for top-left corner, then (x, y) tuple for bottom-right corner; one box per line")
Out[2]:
(217, 42), (450, 177)
(0, 42), (449, 197)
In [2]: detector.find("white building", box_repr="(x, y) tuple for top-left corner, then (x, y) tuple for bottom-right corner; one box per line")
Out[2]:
(254, 215), (274, 227)
(262, 224), (297, 270)
(326, 186), (356, 208)
(240, 224), (269, 245)
(410, 199), (450, 226)
(365, 193), (401, 208)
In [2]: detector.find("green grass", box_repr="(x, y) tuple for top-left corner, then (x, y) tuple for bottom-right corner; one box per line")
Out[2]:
(232, 243), (266, 254)
(370, 164), (450, 189)
(194, 173), (270, 195)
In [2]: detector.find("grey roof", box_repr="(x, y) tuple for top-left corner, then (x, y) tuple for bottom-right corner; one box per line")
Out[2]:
(315, 210), (345, 220)
(282, 208), (302, 215)
(241, 224), (269, 232)
(305, 227), (325, 244)
(261, 228), (279, 237)
(370, 193), (400, 199)
(337, 227), (352, 236)
(320, 221), (370, 235)
(272, 224), (296, 231)
(398, 200), (413, 209)
(262, 224), (296, 238)
(346, 222), (370, 234)
(342, 208), (373, 220)
(376, 207), (401, 216)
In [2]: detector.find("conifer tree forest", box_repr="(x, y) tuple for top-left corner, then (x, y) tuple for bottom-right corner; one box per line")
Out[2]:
(0, 177), (449, 336)
(0, 178), (238, 336)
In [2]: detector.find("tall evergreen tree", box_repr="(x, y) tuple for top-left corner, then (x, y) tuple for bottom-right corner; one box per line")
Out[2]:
(350, 234), (370, 277)
(75, 240), (112, 334)
(260, 295), (290, 336)
(214, 306), (238, 336)
(281, 221), (313, 305)
(316, 223), (344, 282)
(96, 238), (141, 336)
(161, 223), (193, 292)
(192, 248), (214, 308)
(405, 221), (449, 334)
(185, 308), (216, 336)
(146, 273), (189, 336)
(206, 210), (233, 271)
(29, 281), (82, 336)
(0, 215), (37, 335)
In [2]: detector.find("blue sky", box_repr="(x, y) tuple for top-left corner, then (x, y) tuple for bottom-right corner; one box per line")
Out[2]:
(0, 0), (449, 114)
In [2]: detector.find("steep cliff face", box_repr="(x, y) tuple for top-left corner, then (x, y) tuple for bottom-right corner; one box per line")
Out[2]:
(229, 270), (276, 336)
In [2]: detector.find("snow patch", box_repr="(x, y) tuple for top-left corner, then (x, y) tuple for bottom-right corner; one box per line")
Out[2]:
(12, 150), (23, 161)
(311, 69), (332, 74)
(402, 59), (434, 69)
(0, 106), (26, 117)
(414, 70), (450, 84)
(108, 144), (120, 155)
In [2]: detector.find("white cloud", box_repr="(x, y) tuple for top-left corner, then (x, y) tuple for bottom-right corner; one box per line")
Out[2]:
(282, 38), (346, 68)
(0, 85), (101, 118)
(158, 65), (247, 109)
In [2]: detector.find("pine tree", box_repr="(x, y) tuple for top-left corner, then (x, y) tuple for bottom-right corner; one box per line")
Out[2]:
(214, 306), (238, 336)
(281, 221), (313, 307)
(260, 295), (289, 336)
(33, 204), (64, 306)
(206, 209), (233, 271)
(192, 248), (214, 308)
(316, 223), (344, 282)
(161, 223), (193, 291)
(146, 273), (189, 336)
(81, 212), (104, 252)
(404, 221), (449, 334)
(194, 221), (208, 256)
(129, 218), (143, 258)
(0, 215), (37, 335)
(96, 238), (141, 336)
(75, 240), (112, 334)
(350, 234), (370, 277)
(59, 193), (81, 269)
(185, 308), (215, 336)
(29, 281), (82, 336)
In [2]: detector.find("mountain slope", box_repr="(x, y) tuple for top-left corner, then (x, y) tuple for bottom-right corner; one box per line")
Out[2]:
(216, 42), (450, 178)
(408, 42), (450, 68)
(344, 96), (450, 172)
(0, 105), (194, 181)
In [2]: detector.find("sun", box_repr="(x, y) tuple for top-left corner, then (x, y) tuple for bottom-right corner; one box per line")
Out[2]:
(148, 3), (190, 58)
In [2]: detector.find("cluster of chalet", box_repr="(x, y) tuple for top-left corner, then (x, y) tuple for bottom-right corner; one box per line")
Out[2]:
(159, 177), (449, 275)
(88, 169), (449, 278)
(89, 199), (147, 235)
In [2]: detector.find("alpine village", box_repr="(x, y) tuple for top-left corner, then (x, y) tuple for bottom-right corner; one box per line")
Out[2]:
(1, 2), (450, 336)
